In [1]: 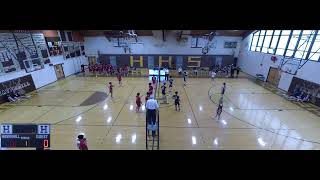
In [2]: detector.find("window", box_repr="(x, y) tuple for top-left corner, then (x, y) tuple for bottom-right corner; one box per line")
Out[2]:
(281, 30), (291, 35)
(251, 35), (259, 51)
(262, 36), (272, 53)
(273, 30), (281, 35)
(191, 36), (203, 48)
(287, 34), (299, 50)
(276, 49), (285, 56)
(295, 30), (316, 59)
(67, 32), (73, 42)
(266, 30), (274, 35)
(249, 30), (320, 62)
(277, 35), (289, 49)
(309, 35), (320, 61)
(309, 53), (320, 61)
(270, 35), (279, 48)
(285, 50), (294, 57)
(276, 33), (290, 55)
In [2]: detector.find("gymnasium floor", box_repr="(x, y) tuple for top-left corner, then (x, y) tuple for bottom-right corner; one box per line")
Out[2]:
(1, 73), (320, 150)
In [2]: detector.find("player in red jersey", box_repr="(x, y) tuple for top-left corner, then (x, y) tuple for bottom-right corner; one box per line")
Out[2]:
(77, 134), (88, 150)
(117, 72), (122, 86)
(108, 82), (114, 98)
(145, 92), (150, 104)
(148, 83), (153, 95)
(136, 93), (142, 112)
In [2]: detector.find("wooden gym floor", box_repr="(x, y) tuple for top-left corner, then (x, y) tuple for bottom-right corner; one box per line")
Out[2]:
(1, 72), (320, 150)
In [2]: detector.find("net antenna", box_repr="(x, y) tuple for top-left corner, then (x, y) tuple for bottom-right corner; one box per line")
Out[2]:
(278, 30), (318, 75)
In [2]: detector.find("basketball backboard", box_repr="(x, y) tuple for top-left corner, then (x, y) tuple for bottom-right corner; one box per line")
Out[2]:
(279, 57), (300, 75)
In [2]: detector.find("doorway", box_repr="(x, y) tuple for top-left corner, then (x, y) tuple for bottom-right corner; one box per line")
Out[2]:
(54, 64), (65, 80)
(267, 67), (281, 86)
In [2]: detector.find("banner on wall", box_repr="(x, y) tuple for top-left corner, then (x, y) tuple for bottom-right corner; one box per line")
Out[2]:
(0, 75), (36, 104)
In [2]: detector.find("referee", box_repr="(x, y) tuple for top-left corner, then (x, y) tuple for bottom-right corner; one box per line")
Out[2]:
(145, 95), (159, 128)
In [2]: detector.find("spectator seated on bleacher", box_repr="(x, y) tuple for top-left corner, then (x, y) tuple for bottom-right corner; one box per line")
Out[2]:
(285, 89), (311, 103)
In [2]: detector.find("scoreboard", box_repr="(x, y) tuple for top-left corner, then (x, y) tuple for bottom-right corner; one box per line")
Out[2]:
(0, 124), (50, 149)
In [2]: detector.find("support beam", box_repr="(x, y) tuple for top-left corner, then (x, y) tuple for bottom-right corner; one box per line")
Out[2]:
(162, 30), (166, 42)
(283, 30), (293, 56)
(305, 30), (318, 59)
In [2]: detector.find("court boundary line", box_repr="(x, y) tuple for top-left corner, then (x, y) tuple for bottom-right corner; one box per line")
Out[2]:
(32, 90), (85, 123)
(53, 123), (303, 130)
(111, 86), (136, 127)
(207, 84), (320, 145)
(183, 84), (200, 128)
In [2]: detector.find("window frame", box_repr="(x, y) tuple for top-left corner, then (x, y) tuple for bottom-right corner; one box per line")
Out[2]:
(249, 30), (320, 62)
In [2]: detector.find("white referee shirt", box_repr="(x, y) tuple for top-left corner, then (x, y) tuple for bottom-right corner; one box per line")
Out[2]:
(146, 98), (159, 110)
(211, 72), (216, 78)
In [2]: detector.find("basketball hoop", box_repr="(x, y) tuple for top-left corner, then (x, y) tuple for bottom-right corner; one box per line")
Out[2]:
(278, 56), (300, 75)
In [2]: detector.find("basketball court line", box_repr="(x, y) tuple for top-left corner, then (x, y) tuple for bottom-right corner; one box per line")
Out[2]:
(14, 104), (83, 107)
(243, 73), (320, 118)
(30, 91), (87, 123)
(207, 85), (320, 145)
(111, 86), (136, 127)
(210, 91), (304, 111)
(210, 92), (274, 95)
(53, 100), (103, 125)
(220, 94), (240, 109)
(31, 106), (57, 123)
(52, 123), (300, 130)
(38, 89), (102, 93)
(183, 85), (200, 128)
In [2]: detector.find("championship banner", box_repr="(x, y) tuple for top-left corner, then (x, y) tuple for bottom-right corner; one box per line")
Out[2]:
(0, 75), (36, 104)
